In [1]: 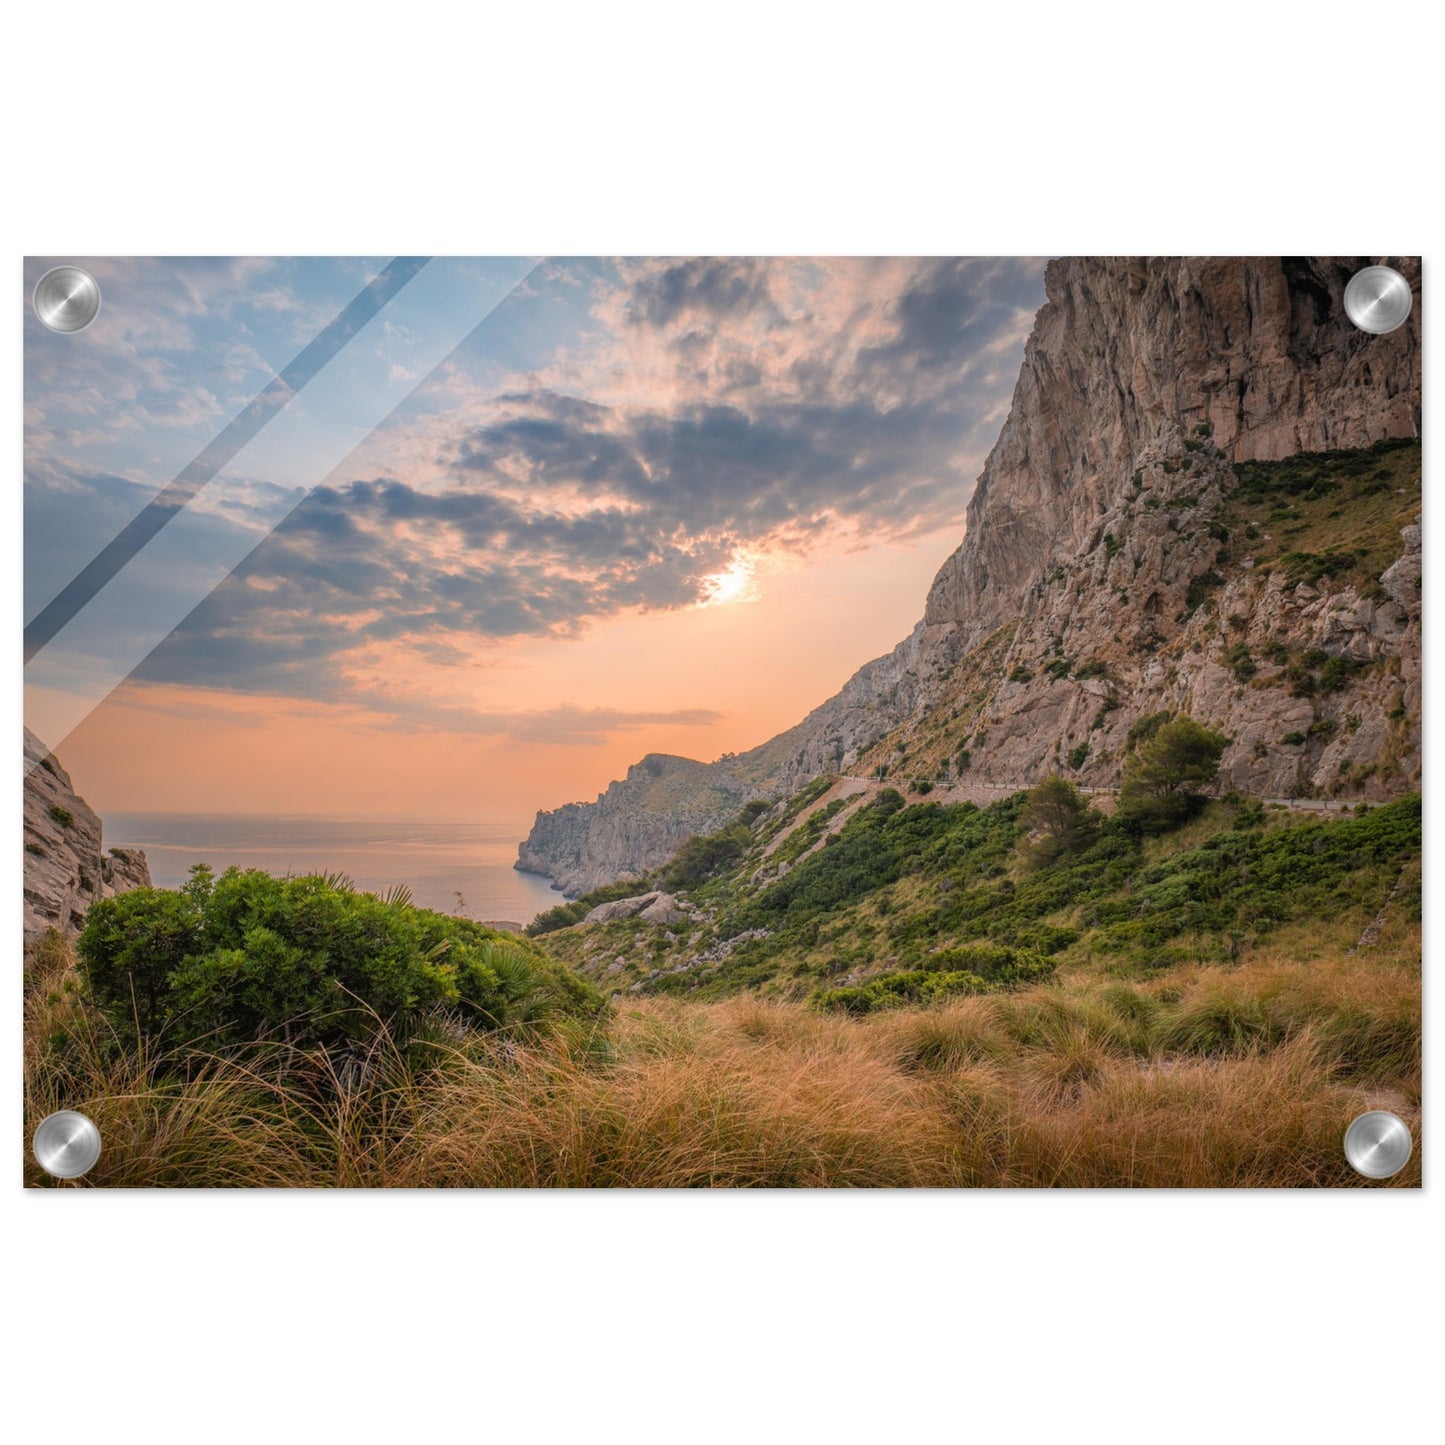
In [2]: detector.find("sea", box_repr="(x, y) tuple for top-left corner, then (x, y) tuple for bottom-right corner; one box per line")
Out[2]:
(104, 814), (565, 926)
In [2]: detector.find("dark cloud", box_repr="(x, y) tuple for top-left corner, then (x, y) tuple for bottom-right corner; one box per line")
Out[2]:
(856, 257), (1047, 380)
(623, 258), (777, 329)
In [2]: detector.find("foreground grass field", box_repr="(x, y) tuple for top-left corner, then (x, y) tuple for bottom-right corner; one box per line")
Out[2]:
(24, 909), (1420, 1188)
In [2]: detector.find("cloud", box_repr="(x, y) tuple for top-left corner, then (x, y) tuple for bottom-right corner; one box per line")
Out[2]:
(109, 257), (1047, 715)
(621, 257), (779, 329)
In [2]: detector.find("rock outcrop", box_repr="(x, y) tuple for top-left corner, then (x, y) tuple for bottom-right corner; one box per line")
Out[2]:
(23, 728), (151, 939)
(582, 890), (689, 926)
(518, 257), (1422, 893)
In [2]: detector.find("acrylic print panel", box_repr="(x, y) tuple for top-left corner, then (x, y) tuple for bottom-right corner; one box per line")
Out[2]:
(22, 256), (1422, 1188)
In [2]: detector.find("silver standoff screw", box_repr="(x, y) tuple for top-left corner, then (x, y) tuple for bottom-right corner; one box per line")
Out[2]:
(1343, 1109), (1412, 1180)
(1343, 265), (1412, 335)
(32, 1110), (103, 1179)
(33, 265), (102, 333)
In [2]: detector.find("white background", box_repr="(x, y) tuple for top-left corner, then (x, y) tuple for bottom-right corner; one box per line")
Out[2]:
(2, 4), (1438, 1439)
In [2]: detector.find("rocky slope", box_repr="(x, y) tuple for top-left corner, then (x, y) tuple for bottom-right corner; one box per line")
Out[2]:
(518, 257), (1422, 895)
(23, 728), (151, 938)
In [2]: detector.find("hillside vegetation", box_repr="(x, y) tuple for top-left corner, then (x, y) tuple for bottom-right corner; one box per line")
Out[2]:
(534, 774), (1419, 1006)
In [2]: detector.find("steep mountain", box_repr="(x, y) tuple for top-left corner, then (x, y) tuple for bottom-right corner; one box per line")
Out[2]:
(23, 728), (151, 938)
(518, 257), (1422, 896)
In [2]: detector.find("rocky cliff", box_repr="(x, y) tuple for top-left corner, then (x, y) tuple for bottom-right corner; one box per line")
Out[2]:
(516, 753), (766, 897)
(23, 728), (151, 938)
(518, 257), (1422, 895)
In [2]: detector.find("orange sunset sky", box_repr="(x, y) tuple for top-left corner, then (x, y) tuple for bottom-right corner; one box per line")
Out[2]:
(25, 257), (1047, 824)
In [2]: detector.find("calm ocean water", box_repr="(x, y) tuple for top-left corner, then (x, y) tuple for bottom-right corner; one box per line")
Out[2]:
(104, 814), (565, 925)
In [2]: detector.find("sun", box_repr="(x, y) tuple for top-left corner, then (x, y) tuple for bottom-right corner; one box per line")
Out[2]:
(700, 556), (759, 606)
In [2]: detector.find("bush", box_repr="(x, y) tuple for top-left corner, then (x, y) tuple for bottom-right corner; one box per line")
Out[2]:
(48, 804), (74, 827)
(1185, 569), (1225, 613)
(1116, 715), (1227, 834)
(662, 821), (754, 890)
(1126, 710), (1173, 749)
(814, 946), (1055, 1015)
(79, 866), (602, 1049)
(1223, 643), (1257, 682)
(1022, 776), (1098, 869)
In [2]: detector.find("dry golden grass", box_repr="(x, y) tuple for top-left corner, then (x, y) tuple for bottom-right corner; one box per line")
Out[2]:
(23, 931), (1420, 1188)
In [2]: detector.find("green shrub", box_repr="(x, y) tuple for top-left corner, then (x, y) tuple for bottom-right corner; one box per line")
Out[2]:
(1185, 569), (1225, 613)
(79, 865), (602, 1049)
(662, 821), (754, 889)
(1066, 742), (1089, 770)
(1009, 665), (1034, 683)
(48, 805), (74, 828)
(1223, 643), (1257, 681)
(814, 946), (1055, 1014)
(1319, 656), (1363, 691)
(1126, 710), (1174, 749)
(1116, 715), (1227, 834)
(1020, 776), (1097, 868)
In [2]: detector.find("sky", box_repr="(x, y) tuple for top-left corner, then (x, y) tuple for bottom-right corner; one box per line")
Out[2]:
(25, 256), (1047, 822)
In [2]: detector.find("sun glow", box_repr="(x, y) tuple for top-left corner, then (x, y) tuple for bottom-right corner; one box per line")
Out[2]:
(699, 556), (759, 606)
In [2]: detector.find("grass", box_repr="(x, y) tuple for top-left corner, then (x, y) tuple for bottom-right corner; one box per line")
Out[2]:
(24, 921), (1419, 1188)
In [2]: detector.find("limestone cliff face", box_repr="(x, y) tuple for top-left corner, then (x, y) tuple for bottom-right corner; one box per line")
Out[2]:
(516, 753), (763, 897)
(923, 256), (1421, 650)
(519, 257), (1422, 893)
(23, 729), (151, 939)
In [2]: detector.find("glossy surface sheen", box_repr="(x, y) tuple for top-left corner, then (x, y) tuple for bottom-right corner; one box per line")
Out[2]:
(1343, 265), (1412, 335)
(1343, 1110), (1412, 1179)
(33, 265), (101, 333)
(33, 1110), (103, 1178)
